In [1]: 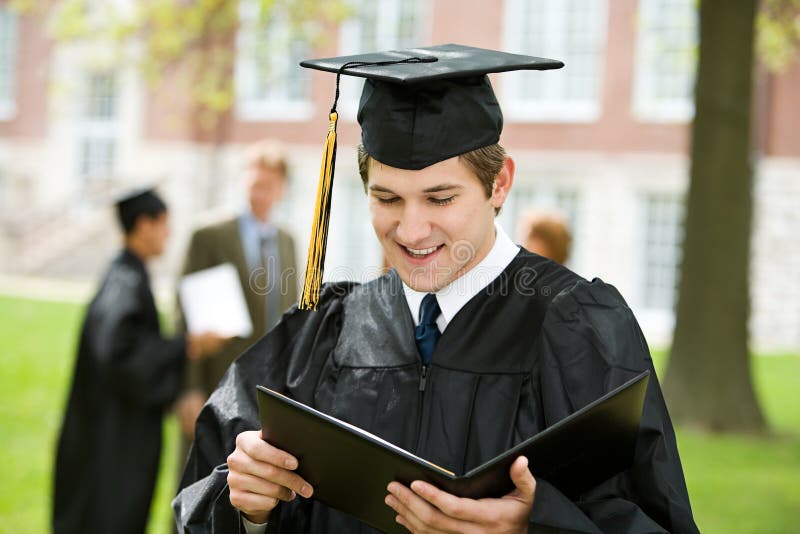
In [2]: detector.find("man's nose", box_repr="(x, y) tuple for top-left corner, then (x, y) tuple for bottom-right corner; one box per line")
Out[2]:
(396, 205), (432, 245)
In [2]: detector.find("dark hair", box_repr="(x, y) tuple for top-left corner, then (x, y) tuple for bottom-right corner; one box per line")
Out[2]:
(116, 191), (167, 234)
(357, 143), (507, 214)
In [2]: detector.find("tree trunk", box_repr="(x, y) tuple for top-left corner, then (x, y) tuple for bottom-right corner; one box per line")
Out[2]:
(663, 0), (766, 433)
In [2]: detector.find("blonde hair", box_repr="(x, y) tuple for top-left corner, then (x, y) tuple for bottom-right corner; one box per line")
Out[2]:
(244, 139), (288, 178)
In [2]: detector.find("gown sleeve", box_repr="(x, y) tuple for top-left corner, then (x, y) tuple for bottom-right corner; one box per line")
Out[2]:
(90, 266), (187, 407)
(172, 283), (354, 534)
(529, 279), (699, 534)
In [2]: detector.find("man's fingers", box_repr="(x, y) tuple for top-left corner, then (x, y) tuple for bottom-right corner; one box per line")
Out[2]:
(228, 487), (278, 517)
(386, 493), (437, 534)
(507, 456), (537, 504)
(387, 482), (469, 533)
(238, 431), (299, 469)
(228, 431), (313, 498)
(409, 480), (483, 523)
(227, 448), (313, 499)
(227, 470), (296, 502)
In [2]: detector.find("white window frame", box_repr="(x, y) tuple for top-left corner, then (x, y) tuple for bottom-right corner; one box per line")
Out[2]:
(336, 0), (430, 119)
(0, 7), (19, 121)
(632, 0), (698, 123)
(502, 0), (608, 123)
(637, 190), (685, 313)
(235, 1), (313, 122)
(77, 72), (118, 183)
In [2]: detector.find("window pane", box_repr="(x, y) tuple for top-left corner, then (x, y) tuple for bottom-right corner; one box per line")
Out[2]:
(633, 0), (698, 120)
(235, 1), (312, 115)
(505, 0), (606, 117)
(80, 137), (116, 181)
(0, 7), (18, 110)
(642, 192), (685, 309)
(252, 21), (309, 102)
(86, 73), (117, 119)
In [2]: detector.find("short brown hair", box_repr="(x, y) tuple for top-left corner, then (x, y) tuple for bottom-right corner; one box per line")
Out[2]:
(357, 143), (507, 213)
(518, 210), (572, 264)
(244, 139), (288, 178)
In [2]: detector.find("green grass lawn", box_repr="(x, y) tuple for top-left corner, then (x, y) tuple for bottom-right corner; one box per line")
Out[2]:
(1, 295), (798, 533)
(0, 295), (178, 534)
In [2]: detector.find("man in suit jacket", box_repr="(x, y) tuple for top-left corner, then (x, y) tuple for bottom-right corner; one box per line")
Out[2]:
(174, 140), (298, 449)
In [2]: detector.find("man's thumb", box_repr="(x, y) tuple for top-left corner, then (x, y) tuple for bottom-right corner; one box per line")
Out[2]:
(509, 456), (537, 502)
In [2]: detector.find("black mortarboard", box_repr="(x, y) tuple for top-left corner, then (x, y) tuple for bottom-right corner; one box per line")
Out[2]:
(115, 188), (167, 234)
(296, 44), (563, 309)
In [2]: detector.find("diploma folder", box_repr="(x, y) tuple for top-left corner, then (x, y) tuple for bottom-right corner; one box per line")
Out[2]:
(257, 371), (649, 534)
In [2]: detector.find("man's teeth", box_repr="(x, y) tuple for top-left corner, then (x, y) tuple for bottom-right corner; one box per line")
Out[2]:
(406, 245), (438, 255)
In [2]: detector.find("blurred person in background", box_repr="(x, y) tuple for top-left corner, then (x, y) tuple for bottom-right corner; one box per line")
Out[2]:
(517, 209), (572, 265)
(173, 140), (298, 470)
(53, 188), (225, 534)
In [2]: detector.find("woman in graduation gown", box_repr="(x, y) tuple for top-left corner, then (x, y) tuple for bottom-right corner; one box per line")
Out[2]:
(174, 45), (699, 533)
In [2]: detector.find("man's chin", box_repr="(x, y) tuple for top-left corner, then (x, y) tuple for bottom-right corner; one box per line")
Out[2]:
(395, 266), (459, 293)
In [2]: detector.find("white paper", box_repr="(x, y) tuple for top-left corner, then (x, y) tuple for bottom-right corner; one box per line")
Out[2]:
(179, 263), (253, 338)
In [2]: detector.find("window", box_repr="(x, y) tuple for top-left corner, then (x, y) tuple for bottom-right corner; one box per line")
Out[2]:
(641, 192), (685, 309)
(503, 0), (608, 122)
(235, 1), (312, 121)
(337, 0), (428, 117)
(0, 6), (18, 120)
(632, 0), (698, 122)
(78, 72), (117, 182)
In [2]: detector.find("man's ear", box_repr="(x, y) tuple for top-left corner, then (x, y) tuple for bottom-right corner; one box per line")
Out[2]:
(491, 157), (515, 210)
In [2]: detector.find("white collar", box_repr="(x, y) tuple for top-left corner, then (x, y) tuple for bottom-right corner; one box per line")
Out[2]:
(403, 223), (519, 330)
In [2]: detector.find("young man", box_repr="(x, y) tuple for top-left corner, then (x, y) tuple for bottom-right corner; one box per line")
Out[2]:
(53, 189), (224, 534)
(174, 140), (298, 460)
(174, 45), (698, 533)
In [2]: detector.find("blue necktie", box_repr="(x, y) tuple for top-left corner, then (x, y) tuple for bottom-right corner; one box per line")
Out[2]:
(415, 293), (441, 366)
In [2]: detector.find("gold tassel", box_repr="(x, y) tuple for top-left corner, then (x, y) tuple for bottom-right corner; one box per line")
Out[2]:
(299, 112), (338, 310)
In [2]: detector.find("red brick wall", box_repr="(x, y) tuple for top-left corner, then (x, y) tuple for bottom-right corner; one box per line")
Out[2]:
(767, 61), (800, 157)
(139, 0), (800, 160)
(0, 12), (51, 139)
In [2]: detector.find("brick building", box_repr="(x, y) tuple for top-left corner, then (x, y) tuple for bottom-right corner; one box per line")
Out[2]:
(0, 0), (798, 350)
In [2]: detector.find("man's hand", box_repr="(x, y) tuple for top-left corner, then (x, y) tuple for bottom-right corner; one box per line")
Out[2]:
(174, 390), (206, 438)
(227, 430), (314, 524)
(186, 332), (229, 360)
(385, 455), (536, 534)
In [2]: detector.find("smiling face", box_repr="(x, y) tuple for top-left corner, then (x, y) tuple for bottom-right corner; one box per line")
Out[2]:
(367, 155), (514, 292)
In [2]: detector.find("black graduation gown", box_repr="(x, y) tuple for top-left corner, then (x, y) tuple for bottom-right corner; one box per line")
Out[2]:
(54, 249), (187, 534)
(174, 251), (699, 533)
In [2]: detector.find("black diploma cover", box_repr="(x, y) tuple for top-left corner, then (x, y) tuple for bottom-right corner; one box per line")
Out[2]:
(257, 371), (649, 533)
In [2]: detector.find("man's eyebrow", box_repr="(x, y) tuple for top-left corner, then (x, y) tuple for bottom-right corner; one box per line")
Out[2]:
(368, 183), (464, 194)
(422, 184), (464, 193)
(368, 185), (396, 194)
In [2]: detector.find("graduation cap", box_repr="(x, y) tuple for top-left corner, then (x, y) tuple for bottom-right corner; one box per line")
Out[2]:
(297, 44), (564, 310)
(115, 188), (167, 234)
